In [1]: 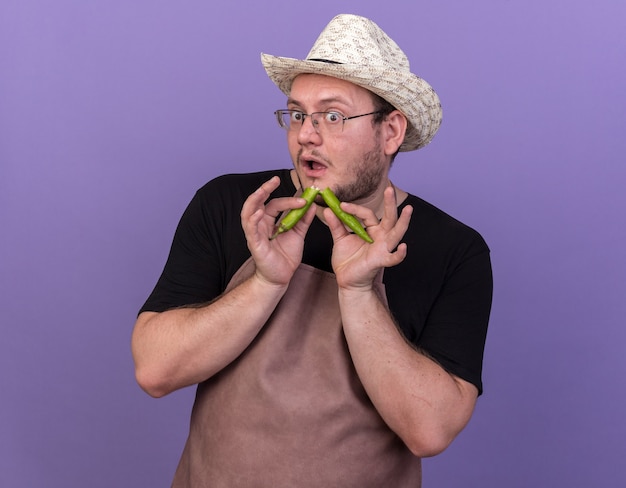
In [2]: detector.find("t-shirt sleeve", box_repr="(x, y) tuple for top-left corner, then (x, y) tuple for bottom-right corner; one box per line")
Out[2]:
(139, 188), (225, 313)
(138, 170), (265, 314)
(419, 233), (493, 394)
(138, 170), (291, 315)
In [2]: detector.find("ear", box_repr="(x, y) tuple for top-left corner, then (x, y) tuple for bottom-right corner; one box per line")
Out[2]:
(382, 110), (407, 156)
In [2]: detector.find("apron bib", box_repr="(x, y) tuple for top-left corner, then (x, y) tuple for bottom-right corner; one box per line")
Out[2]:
(172, 258), (421, 487)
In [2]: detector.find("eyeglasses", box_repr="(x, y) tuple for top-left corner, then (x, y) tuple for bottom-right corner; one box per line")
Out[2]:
(274, 109), (383, 134)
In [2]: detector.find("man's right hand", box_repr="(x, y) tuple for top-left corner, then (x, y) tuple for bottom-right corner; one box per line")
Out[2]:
(240, 176), (316, 287)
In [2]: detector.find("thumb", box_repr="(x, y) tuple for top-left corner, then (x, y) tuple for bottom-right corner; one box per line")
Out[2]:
(323, 207), (350, 240)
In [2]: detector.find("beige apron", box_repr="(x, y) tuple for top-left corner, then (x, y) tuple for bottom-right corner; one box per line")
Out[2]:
(172, 258), (421, 487)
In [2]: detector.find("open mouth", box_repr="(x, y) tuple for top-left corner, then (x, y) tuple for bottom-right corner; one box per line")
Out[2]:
(306, 159), (326, 171)
(300, 151), (328, 174)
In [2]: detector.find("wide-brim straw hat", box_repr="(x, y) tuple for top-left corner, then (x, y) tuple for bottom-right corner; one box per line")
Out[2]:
(261, 14), (442, 152)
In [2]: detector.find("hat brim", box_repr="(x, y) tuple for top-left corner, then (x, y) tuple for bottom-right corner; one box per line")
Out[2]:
(261, 53), (442, 151)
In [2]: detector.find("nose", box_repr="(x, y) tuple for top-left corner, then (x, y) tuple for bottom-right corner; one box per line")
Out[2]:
(296, 114), (322, 145)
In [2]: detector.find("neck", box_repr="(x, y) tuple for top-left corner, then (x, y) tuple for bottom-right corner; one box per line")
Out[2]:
(371, 180), (407, 219)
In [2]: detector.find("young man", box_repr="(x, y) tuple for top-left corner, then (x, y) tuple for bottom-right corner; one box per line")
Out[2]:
(132, 14), (492, 487)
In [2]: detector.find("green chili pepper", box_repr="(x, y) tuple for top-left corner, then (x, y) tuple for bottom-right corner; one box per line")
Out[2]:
(321, 187), (374, 243)
(270, 186), (320, 240)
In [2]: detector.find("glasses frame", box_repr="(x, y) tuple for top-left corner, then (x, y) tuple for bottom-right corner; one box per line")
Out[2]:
(274, 109), (384, 133)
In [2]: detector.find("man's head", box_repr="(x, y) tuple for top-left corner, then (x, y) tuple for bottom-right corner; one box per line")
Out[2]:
(261, 14), (442, 152)
(280, 73), (407, 203)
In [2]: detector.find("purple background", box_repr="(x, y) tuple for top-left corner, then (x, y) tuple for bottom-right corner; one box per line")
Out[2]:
(1, 1), (624, 486)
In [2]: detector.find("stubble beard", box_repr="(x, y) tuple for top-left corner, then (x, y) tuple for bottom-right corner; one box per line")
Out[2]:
(333, 139), (387, 204)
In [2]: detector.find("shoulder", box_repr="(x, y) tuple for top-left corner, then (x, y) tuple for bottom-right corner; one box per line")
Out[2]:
(183, 169), (294, 219)
(197, 169), (293, 199)
(402, 193), (490, 256)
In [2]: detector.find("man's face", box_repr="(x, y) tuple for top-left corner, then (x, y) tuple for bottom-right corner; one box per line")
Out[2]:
(285, 74), (390, 204)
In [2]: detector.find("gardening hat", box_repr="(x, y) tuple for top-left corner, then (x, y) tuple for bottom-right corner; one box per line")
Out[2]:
(261, 14), (442, 151)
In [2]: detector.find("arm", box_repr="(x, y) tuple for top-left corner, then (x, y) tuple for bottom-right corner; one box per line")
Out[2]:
(132, 275), (287, 398)
(132, 176), (316, 398)
(324, 186), (478, 457)
(338, 287), (477, 457)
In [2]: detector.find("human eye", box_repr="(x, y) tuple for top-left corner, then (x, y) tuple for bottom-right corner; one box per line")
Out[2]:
(324, 111), (343, 124)
(290, 111), (305, 124)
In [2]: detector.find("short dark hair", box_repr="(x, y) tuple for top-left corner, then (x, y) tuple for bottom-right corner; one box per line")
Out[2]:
(370, 92), (397, 123)
(369, 92), (401, 162)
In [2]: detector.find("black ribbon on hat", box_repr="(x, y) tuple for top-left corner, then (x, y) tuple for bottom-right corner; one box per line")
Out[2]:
(308, 58), (343, 64)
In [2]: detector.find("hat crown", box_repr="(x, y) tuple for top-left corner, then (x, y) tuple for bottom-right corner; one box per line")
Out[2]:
(306, 14), (410, 72)
(261, 14), (442, 151)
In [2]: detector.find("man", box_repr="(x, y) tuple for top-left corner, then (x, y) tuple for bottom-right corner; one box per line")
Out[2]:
(132, 14), (492, 487)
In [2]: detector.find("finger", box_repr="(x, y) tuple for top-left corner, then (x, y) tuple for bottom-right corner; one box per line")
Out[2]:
(385, 205), (413, 251)
(241, 176), (281, 220)
(385, 242), (408, 267)
(379, 185), (400, 230)
(337, 201), (378, 228)
(241, 178), (285, 244)
(394, 204), (413, 236)
(291, 202), (317, 234)
(265, 195), (307, 220)
(323, 207), (351, 240)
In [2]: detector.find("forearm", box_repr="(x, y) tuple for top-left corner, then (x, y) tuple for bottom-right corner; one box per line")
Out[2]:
(132, 273), (287, 397)
(338, 288), (477, 457)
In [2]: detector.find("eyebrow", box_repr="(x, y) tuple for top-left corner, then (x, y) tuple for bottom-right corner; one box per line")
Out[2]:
(286, 96), (349, 109)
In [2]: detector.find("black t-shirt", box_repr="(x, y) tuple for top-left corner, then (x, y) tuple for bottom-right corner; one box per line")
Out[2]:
(140, 169), (493, 393)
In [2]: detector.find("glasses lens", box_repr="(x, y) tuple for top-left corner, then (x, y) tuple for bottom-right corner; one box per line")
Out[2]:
(275, 110), (347, 133)
(317, 112), (343, 132)
(275, 111), (288, 129)
(281, 111), (293, 129)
